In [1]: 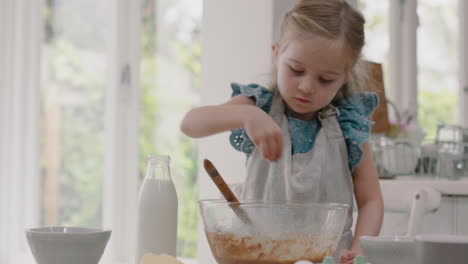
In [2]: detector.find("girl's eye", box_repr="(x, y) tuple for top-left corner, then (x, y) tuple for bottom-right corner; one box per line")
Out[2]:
(288, 66), (304, 74)
(319, 77), (334, 84)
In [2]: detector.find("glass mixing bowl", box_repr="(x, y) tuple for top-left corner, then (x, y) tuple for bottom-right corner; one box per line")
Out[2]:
(199, 200), (349, 264)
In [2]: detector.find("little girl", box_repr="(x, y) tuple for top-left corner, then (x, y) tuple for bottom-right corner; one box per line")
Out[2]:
(181, 0), (384, 263)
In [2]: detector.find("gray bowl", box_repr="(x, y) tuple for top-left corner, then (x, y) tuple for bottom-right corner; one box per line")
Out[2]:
(415, 234), (468, 263)
(360, 236), (416, 264)
(25, 226), (111, 264)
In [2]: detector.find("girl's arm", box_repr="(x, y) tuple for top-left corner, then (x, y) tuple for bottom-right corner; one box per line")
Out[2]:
(180, 94), (283, 161)
(350, 142), (384, 254)
(180, 95), (256, 138)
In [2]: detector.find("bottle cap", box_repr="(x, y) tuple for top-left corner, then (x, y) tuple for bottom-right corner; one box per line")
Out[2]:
(147, 154), (170, 163)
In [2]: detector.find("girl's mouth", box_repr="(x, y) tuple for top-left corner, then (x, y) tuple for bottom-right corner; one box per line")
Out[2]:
(295, 97), (311, 104)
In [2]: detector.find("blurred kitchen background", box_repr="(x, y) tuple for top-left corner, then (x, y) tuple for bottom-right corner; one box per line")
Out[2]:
(0, 0), (467, 264)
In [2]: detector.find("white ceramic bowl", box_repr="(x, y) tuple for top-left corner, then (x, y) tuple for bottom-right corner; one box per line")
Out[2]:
(360, 236), (415, 264)
(415, 234), (468, 264)
(25, 226), (111, 264)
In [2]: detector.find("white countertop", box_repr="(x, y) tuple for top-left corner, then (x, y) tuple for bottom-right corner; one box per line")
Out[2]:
(379, 176), (468, 196)
(376, 176), (468, 213)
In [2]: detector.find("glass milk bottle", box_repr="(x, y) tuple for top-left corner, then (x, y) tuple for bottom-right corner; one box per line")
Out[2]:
(136, 155), (178, 263)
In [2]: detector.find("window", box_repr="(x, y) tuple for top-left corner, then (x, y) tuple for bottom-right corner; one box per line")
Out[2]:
(417, 0), (458, 138)
(359, 0), (390, 95)
(139, 0), (201, 261)
(360, 1), (389, 64)
(360, 0), (463, 139)
(40, 0), (202, 263)
(41, 0), (108, 228)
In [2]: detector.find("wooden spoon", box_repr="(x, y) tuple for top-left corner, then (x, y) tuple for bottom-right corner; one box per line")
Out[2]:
(203, 159), (253, 225)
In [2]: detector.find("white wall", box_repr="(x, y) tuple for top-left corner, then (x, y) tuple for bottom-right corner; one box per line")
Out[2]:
(197, 0), (274, 262)
(272, 0), (299, 42)
(198, 0), (273, 194)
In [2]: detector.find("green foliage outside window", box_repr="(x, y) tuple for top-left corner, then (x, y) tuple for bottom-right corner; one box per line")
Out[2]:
(43, 0), (201, 258)
(139, 0), (201, 258)
(418, 90), (457, 140)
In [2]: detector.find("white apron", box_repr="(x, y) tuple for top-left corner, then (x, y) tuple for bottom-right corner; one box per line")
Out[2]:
(238, 92), (354, 254)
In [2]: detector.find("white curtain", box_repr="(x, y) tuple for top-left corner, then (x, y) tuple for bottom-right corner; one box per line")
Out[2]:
(0, 0), (43, 263)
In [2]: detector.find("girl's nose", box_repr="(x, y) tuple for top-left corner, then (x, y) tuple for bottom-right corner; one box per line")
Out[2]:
(298, 77), (315, 93)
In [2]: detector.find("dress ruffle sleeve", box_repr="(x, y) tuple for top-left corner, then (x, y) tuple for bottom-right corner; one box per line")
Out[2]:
(229, 83), (275, 155)
(336, 92), (379, 172)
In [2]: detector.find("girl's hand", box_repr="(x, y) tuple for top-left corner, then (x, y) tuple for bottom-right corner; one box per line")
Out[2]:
(339, 249), (357, 264)
(243, 108), (283, 162)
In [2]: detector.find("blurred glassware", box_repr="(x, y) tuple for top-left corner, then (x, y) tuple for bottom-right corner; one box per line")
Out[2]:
(433, 124), (468, 179)
(436, 124), (464, 143)
(370, 135), (393, 178)
(435, 141), (468, 180)
(464, 127), (468, 143)
(383, 140), (420, 176)
(370, 135), (420, 178)
(415, 142), (438, 178)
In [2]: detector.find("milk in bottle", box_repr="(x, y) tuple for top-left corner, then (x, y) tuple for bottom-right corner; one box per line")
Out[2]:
(136, 155), (178, 263)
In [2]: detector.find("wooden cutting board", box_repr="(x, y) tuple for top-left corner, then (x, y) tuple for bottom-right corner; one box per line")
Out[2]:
(363, 61), (391, 135)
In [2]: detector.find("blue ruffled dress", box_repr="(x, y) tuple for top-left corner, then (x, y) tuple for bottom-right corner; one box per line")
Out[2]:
(229, 83), (379, 172)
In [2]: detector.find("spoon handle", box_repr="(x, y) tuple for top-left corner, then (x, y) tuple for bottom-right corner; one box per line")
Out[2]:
(203, 159), (253, 225)
(204, 159), (239, 202)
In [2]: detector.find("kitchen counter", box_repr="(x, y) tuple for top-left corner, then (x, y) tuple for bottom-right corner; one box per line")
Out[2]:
(374, 176), (468, 237)
(380, 176), (468, 196)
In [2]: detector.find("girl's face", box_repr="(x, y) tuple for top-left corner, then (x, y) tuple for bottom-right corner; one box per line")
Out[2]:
(273, 35), (348, 121)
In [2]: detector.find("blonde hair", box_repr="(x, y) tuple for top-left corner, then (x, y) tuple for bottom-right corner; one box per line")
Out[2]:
(272, 0), (368, 101)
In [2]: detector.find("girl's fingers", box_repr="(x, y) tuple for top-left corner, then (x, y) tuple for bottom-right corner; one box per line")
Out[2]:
(339, 250), (351, 263)
(263, 142), (274, 162)
(252, 137), (269, 161)
(267, 132), (281, 161)
(258, 132), (282, 162)
(269, 137), (279, 161)
(264, 143), (272, 161)
(259, 143), (269, 161)
(271, 132), (283, 161)
(275, 133), (283, 159)
(268, 140), (277, 161)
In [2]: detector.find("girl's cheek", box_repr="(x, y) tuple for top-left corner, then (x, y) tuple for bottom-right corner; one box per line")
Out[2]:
(285, 78), (298, 91)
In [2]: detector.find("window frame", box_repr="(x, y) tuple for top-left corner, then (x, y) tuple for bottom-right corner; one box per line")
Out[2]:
(460, 0), (468, 126)
(388, 0), (418, 121)
(0, 0), (43, 263)
(389, 0), (466, 126)
(102, 0), (141, 263)
(0, 0), (142, 263)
